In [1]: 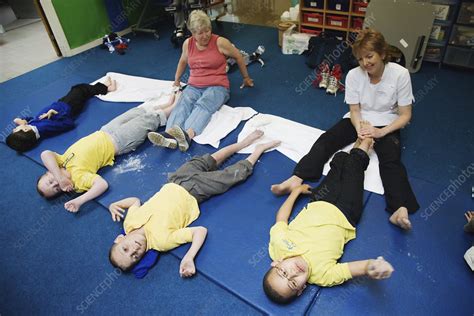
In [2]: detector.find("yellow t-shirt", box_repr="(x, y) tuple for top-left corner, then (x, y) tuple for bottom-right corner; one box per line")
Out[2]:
(55, 131), (115, 193)
(269, 201), (356, 287)
(124, 183), (200, 252)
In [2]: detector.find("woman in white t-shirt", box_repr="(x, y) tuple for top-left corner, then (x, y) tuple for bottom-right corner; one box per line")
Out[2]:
(272, 29), (419, 230)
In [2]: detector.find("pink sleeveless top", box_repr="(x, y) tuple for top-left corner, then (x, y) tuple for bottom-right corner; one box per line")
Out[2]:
(187, 34), (230, 89)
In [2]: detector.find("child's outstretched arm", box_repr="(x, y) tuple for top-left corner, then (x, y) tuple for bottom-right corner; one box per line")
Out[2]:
(348, 257), (394, 279)
(276, 184), (312, 224)
(179, 226), (208, 278)
(13, 118), (28, 125)
(64, 176), (109, 213)
(108, 197), (141, 222)
(40, 150), (73, 191)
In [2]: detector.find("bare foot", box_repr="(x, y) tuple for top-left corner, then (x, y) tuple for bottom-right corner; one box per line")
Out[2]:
(255, 140), (281, 153)
(389, 206), (412, 230)
(240, 130), (264, 147)
(271, 175), (303, 196)
(104, 77), (117, 92)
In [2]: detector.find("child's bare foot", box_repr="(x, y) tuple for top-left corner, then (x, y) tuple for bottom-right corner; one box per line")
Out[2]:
(389, 206), (412, 230)
(104, 77), (117, 92)
(255, 140), (281, 153)
(271, 175), (303, 196)
(240, 130), (264, 147)
(354, 137), (374, 153)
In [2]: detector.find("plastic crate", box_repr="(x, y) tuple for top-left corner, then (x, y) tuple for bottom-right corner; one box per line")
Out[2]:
(457, 2), (474, 24)
(353, 1), (368, 14)
(301, 27), (322, 36)
(326, 15), (349, 28)
(352, 17), (364, 29)
(327, 0), (350, 12)
(444, 45), (474, 68)
(449, 25), (474, 47)
(303, 12), (323, 25)
(303, 0), (324, 9)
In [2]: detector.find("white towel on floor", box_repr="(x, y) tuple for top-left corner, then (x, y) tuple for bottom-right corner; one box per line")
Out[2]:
(93, 72), (257, 148)
(93, 72), (175, 102)
(237, 114), (384, 195)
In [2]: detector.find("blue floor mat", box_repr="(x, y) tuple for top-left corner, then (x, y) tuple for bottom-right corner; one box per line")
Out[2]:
(0, 82), (322, 313)
(1, 20), (473, 315)
(309, 177), (474, 315)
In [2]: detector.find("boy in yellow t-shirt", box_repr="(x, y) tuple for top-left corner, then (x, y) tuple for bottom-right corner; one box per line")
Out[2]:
(263, 137), (394, 304)
(36, 93), (180, 213)
(108, 130), (280, 277)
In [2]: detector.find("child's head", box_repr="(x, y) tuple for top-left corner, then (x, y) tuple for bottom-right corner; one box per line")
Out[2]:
(37, 171), (64, 199)
(109, 232), (147, 272)
(351, 29), (390, 70)
(6, 125), (38, 152)
(263, 257), (309, 304)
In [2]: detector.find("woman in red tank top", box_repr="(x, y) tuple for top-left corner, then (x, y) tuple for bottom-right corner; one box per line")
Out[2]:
(148, 10), (254, 152)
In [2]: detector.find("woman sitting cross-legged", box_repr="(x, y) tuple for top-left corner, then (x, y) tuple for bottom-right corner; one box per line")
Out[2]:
(148, 9), (254, 152)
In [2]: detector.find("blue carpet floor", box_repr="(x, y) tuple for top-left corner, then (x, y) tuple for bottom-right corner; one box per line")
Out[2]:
(0, 21), (473, 315)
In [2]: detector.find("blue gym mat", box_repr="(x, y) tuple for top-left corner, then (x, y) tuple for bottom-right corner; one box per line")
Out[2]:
(0, 80), (324, 314)
(309, 177), (473, 315)
(2, 21), (473, 315)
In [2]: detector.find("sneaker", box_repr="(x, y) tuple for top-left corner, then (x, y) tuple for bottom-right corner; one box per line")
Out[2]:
(316, 62), (330, 89)
(326, 64), (344, 95)
(167, 125), (191, 152)
(148, 132), (177, 149)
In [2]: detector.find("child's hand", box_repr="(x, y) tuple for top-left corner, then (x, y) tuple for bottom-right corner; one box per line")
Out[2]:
(64, 199), (82, 213)
(13, 118), (27, 125)
(109, 203), (126, 222)
(59, 177), (74, 192)
(465, 211), (474, 223)
(367, 256), (394, 280)
(39, 109), (58, 120)
(179, 256), (196, 278)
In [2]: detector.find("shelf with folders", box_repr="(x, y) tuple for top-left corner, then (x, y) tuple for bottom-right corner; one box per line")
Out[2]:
(443, 0), (474, 68)
(424, 0), (460, 64)
(299, 0), (368, 40)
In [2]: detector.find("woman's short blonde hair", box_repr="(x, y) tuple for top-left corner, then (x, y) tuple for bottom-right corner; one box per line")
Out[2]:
(187, 10), (211, 33)
(352, 28), (390, 64)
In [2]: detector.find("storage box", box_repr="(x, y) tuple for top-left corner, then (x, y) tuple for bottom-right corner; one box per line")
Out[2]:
(303, 12), (323, 25)
(352, 17), (364, 29)
(430, 25), (447, 41)
(353, 1), (368, 14)
(327, 0), (350, 12)
(301, 27), (322, 36)
(457, 2), (474, 25)
(433, 4), (450, 21)
(326, 15), (349, 28)
(444, 45), (474, 68)
(303, 0), (324, 9)
(449, 25), (474, 47)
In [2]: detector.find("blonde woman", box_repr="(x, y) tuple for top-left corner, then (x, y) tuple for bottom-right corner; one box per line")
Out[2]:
(148, 10), (254, 152)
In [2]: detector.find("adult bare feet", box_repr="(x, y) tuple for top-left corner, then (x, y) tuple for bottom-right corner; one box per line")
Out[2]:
(389, 206), (412, 230)
(271, 175), (304, 196)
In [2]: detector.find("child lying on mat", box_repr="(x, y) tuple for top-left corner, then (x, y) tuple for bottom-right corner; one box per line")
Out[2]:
(108, 130), (280, 277)
(36, 92), (180, 213)
(6, 78), (117, 152)
(263, 137), (394, 304)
